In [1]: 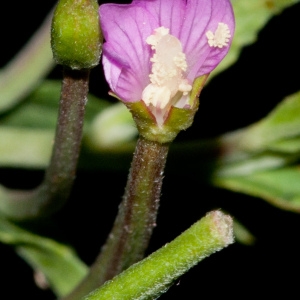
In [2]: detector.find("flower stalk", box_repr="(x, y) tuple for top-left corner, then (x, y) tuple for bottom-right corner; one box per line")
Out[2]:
(0, 68), (90, 220)
(62, 137), (169, 300)
(35, 68), (90, 213)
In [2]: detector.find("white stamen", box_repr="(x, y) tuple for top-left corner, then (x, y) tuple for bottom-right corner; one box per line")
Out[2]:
(173, 52), (188, 71)
(206, 22), (231, 48)
(142, 26), (192, 125)
(146, 27), (169, 49)
(179, 79), (192, 95)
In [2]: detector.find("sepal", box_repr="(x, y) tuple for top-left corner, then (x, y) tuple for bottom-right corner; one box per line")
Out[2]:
(126, 75), (208, 143)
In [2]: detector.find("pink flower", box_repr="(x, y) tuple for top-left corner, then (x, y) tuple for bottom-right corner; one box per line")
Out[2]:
(100, 0), (235, 125)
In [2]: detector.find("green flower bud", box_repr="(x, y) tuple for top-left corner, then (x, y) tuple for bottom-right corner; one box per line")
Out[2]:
(51, 0), (102, 69)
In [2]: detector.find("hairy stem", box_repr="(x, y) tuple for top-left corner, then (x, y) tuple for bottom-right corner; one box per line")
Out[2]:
(0, 68), (89, 220)
(62, 137), (169, 300)
(84, 211), (234, 300)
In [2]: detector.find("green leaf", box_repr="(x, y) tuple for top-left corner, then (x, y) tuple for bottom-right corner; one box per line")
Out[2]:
(236, 91), (300, 152)
(212, 91), (300, 177)
(166, 90), (300, 212)
(0, 127), (53, 168)
(211, 0), (300, 79)
(233, 218), (256, 246)
(0, 10), (54, 113)
(86, 102), (137, 152)
(214, 167), (300, 213)
(0, 214), (88, 296)
(208, 91), (300, 212)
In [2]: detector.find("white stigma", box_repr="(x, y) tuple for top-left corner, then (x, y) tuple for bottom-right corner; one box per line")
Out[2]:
(142, 27), (192, 125)
(206, 22), (231, 48)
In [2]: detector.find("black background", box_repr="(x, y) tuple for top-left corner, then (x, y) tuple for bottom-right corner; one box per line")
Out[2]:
(1, 1), (300, 299)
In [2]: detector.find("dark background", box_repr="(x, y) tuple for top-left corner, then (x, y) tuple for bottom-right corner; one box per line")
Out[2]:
(1, 1), (300, 299)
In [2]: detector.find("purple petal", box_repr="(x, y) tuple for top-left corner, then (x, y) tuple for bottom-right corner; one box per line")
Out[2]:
(100, 3), (158, 101)
(180, 0), (235, 80)
(100, 0), (235, 102)
(139, 0), (186, 36)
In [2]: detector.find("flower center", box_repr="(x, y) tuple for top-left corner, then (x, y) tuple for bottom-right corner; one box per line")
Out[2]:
(142, 27), (192, 124)
(206, 22), (231, 48)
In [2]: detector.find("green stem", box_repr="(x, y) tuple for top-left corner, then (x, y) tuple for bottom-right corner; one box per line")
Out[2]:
(0, 68), (89, 220)
(84, 211), (234, 300)
(62, 137), (169, 300)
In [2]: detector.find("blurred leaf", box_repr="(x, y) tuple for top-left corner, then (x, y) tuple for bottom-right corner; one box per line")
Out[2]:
(211, 0), (299, 79)
(213, 91), (300, 178)
(0, 127), (53, 168)
(167, 90), (300, 212)
(220, 210), (256, 246)
(0, 10), (54, 113)
(234, 91), (300, 152)
(0, 80), (109, 130)
(233, 219), (256, 246)
(0, 214), (88, 296)
(209, 91), (300, 212)
(214, 167), (300, 213)
(86, 102), (137, 152)
(0, 80), (112, 168)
